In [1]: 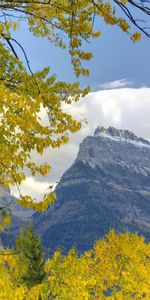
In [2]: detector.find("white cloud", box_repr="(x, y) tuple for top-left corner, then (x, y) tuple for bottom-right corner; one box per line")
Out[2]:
(11, 86), (150, 200)
(11, 177), (53, 201)
(99, 78), (132, 89)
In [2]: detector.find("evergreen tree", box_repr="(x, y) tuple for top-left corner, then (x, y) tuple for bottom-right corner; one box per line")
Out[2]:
(15, 225), (46, 288)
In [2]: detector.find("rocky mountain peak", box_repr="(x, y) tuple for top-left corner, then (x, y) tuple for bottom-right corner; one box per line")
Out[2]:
(94, 126), (150, 145)
(32, 125), (150, 255)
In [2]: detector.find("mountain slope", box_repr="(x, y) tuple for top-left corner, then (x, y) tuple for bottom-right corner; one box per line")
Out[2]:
(0, 187), (33, 247)
(34, 126), (150, 254)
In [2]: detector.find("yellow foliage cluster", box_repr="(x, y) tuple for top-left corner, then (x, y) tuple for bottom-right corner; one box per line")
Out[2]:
(1, 231), (150, 299)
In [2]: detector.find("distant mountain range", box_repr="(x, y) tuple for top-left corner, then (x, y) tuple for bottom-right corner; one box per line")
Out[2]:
(1, 126), (150, 254)
(0, 187), (33, 247)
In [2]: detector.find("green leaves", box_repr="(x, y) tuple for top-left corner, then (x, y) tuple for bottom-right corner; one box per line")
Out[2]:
(15, 226), (46, 288)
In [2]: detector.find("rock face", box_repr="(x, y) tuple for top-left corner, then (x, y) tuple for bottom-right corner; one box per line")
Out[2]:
(33, 126), (150, 254)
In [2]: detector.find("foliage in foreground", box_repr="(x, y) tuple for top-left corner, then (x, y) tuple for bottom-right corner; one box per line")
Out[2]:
(15, 226), (46, 288)
(1, 230), (150, 299)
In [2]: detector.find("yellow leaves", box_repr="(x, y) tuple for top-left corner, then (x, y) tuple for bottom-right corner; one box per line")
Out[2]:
(118, 18), (130, 32)
(14, 286), (28, 300)
(90, 231), (150, 299)
(131, 31), (141, 42)
(0, 231), (150, 299)
(43, 231), (150, 299)
(0, 210), (11, 231)
(45, 249), (90, 300)
(0, 21), (17, 37)
(27, 284), (42, 300)
(119, 0), (128, 4)
(81, 69), (90, 76)
(96, 1), (117, 26)
(33, 192), (56, 212)
(93, 31), (101, 38)
(2, 215), (11, 226)
(0, 250), (27, 300)
(36, 137), (53, 154)
(0, 261), (28, 300)
(27, 162), (51, 177)
(26, 162), (37, 176)
(38, 164), (51, 176)
(70, 37), (82, 49)
(18, 191), (56, 212)
(0, 41), (87, 212)
(17, 195), (33, 209)
(18, 98), (24, 109)
(15, 172), (26, 185)
(0, 23), (4, 34)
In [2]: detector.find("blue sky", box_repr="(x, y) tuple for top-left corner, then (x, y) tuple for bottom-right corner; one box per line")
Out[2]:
(14, 16), (150, 89)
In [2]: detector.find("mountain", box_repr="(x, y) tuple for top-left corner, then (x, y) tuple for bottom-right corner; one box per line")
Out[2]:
(0, 187), (33, 247)
(33, 126), (150, 254)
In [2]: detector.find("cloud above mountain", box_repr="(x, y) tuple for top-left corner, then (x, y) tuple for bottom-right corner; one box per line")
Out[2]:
(11, 86), (150, 200)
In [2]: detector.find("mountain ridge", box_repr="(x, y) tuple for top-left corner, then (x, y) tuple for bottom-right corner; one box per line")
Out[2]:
(33, 126), (150, 254)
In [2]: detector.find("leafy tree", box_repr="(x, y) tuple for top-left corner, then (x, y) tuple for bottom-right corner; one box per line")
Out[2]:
(1, 231), (150, 298)
(42, 248), (92, 300)
(15, 225), (46, 288)
(0, 0), (149, 219)
(0, 248), (27, 299)
(88, 230), (150, 299)
(42, 231), (150, 299)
